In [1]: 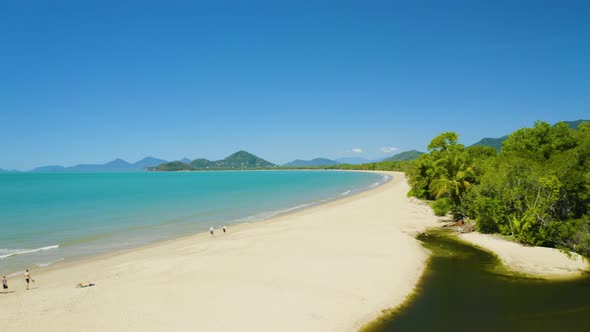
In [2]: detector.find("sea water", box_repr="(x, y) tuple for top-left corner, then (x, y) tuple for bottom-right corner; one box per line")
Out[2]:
(0, 171), (388, 275)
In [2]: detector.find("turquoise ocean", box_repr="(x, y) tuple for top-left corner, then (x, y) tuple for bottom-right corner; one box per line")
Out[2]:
(0, 171), (388, 275)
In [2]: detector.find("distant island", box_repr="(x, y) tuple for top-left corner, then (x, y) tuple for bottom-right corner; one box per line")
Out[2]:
(154, 151), (276, 171)
(32, 157), (167, 173)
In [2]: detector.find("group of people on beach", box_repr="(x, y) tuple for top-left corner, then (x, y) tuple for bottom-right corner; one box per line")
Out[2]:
(2, 269), (95, 294)
(1, 269), (34, 293)
(3, 226), (225, 295)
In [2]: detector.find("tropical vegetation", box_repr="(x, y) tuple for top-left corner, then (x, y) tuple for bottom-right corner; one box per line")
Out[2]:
(406, 120), (590, 256)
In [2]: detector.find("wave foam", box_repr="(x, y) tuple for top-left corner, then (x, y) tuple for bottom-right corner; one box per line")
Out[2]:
(234, 202), (315, 223)
(35, 258), (65, 267)
(0, 245), (59, 259)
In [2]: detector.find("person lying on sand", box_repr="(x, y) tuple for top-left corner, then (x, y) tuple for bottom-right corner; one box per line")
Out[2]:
(76, 282), (96, 288)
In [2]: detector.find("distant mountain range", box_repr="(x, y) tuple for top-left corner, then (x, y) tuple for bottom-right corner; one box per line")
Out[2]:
(32, 157), (167, 172)
(382, 150), (423, 162)
(470, 120), (588, 151)
(10, 120), (587, 172)
(155, 151), (276, 171)
(564, 120), (589, 130)
(283, 150), (424, 167)
(283, 158), (339, 167)
(334, 157), (377, 165)
(283, 157), (377, 167)
(470, 136), (509, 151)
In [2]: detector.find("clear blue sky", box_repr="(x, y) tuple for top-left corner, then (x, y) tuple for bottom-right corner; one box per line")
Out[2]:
(1, 0), (589, 170)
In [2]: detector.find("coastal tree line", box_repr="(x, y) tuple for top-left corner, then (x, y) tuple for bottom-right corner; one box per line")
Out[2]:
(406, 121), (590, 256)
(280, 160), (412, 172)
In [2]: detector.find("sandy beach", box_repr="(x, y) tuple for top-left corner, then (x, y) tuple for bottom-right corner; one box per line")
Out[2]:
(3, 171), (589, 331)
(460, 232), (589, 279)
(0, 171), (440, 332)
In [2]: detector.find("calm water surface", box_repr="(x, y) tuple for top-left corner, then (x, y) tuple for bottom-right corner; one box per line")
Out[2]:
(365, 231), (590, 332)
(0, 171), (387, 275)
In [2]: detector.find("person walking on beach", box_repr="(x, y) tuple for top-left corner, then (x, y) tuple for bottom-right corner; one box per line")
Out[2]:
(24, 269), (34, 290)
(209, 226), (214, 235)
(2, 275), (7, 292)
(222, 226), (226, 233)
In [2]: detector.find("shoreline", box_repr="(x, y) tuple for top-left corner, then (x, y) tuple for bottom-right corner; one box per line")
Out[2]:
(2, 171), (440, 332)
(459, 232), (589, 279)
(6, 170), (393, 279)
(3, 171), (589, 331)
(1, 170), (389, 277)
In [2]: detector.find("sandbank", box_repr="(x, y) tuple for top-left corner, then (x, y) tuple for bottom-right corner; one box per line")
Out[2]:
(460, 232), (589, 279)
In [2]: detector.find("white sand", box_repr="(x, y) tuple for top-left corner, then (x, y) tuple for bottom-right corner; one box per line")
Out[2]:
(460, 232), (589, 278)
(0, 171), (440, 332)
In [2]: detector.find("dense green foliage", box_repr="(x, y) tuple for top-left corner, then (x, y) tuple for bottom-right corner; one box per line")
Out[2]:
(155, 161), (193, 171)
(190, 158), (215, 168)
(431, 198), (451, 217)
(564, 120), (590, 130)
(382, 150), (424, 162)
(407, 121), (590, 256)
(468, 120), (588, 151)
(281, 160), (414, 172)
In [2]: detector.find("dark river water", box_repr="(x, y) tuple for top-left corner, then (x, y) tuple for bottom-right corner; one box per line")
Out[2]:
(363, 231), (590, 332)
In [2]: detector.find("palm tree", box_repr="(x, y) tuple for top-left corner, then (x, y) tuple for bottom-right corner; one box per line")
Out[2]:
(430, 148), (475, 220)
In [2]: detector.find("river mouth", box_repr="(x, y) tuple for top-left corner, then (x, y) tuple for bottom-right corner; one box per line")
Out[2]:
(363, 230), (590, 332)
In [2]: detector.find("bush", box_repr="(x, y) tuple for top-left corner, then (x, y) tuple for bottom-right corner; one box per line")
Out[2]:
(471, 196), (502, 234)
(544, 217), (590, 256)
(431, 198), (450, 216)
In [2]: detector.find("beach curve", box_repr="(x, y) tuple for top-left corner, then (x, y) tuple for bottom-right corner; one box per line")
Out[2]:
(0, 171), (440, 332)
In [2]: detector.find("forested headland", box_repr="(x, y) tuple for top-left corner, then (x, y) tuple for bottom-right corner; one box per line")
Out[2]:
(406, 121), (590, 256)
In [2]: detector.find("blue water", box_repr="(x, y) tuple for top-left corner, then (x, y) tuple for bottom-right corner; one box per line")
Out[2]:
(0, 171), (388, 275)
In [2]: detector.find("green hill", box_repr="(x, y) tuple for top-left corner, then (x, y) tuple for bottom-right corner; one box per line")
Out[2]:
(214, 151), (275, 168)
(563, 120), (589, 130)
(156, 151), (275, 171)
(190, 158), (215, 168)
(470, 136), (509, 151)
(383, 150), (423, 162)
(155, 161), (193, 171)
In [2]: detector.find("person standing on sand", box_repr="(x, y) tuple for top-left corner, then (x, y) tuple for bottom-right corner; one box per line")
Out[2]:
(2, 275), (7, 292)
(24, 269), (34, 290)
(222, 226), (226, 233)
(209, 226), (214, 235)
